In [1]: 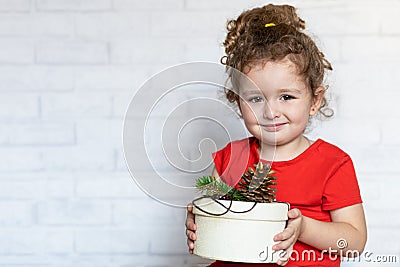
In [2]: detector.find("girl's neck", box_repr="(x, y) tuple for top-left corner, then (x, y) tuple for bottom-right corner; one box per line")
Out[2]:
(258, 135), (312, 162)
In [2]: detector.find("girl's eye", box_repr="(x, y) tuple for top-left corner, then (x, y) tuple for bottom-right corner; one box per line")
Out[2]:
(280, 94), (295, 101)
(248, 96), (264, 103)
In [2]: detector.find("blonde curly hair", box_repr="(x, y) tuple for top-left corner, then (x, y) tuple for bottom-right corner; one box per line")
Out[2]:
(221, 4), (333, 117)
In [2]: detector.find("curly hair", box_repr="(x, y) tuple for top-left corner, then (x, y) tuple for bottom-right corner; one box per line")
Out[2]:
(221, 4), (333, 117)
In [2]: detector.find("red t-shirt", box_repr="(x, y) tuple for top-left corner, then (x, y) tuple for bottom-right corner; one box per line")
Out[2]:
(208, 137), (362, 267)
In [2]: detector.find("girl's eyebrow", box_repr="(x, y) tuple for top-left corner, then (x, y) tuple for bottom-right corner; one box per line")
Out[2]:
(241, 88), (304, 95)
(279, 88), (303, 94)
(241, 90), (262, 95)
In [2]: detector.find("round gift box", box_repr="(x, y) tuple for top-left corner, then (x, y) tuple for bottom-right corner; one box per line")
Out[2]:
(193, 198), (289, 263)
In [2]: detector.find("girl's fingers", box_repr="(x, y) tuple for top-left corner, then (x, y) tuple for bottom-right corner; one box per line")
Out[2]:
(186, 229), (197, 241)
(273, 234), (296, 251)
(185, 205), (197, 253)
(288, 208), (301, 219)
(274, 227), (294, 242)
(276, 249), (291, 266)
(187, 204), (193, 212)
(273, 209), (301, 264)
(187, 239), (194, 254)
(185, 220), (197, 231)
(186, 229), (191, 238)
(186, 205), (197, 231)
(187, 238), (194, 250)
(185, 213), (196, 230)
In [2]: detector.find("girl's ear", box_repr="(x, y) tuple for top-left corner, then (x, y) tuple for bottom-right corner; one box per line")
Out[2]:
(310, 87), (325, 116)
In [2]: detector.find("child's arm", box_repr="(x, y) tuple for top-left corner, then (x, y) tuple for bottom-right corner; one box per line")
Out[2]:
(299, 204), (367, 252)
(273, 204), (367, 265)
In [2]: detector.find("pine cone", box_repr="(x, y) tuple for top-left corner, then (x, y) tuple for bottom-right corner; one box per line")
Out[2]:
(237, 162), (277, 203)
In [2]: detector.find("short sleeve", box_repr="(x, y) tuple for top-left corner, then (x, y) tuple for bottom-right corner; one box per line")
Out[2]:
(212, 142), (231, 178)
(322, 156), (362, 211)
(210, 138), (256, 187)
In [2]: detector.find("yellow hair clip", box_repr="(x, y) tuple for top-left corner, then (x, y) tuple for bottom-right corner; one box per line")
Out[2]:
(265, 23), (276, 28)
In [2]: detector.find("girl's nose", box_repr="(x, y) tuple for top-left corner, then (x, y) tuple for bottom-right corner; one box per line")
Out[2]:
(263, 101), (281, 120)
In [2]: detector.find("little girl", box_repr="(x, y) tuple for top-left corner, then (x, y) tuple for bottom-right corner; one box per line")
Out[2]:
(185, 4), (366, 267)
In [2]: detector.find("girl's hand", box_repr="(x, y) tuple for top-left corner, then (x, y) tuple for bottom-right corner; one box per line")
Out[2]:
(185, 204), (197, 254)
(273, 208), (303, 266)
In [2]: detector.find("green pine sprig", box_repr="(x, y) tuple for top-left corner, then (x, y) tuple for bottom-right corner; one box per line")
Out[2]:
(195, 176), (245, 201)
(196, 176), (231, 196)
(195, 162), (277, 203)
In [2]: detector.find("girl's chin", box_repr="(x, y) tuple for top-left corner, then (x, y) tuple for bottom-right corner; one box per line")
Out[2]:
(255, 132), (279, 143)
(257, 134), (306, 147)
(256, 132), (292, 146)
(255, 135), (278, 146)
(259, 139), (278, 147)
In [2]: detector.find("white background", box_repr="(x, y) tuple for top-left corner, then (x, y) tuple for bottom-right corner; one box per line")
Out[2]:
(0, 0), (399, 266)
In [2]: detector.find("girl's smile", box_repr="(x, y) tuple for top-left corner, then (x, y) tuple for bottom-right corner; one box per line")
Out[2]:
(260, 122), (288, 132)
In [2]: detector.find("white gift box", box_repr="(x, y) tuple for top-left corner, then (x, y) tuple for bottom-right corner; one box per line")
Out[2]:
(193, 198), (289, 263)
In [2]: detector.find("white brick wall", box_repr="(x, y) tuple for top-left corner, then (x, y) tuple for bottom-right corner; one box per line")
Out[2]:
(0, 0), (399, 266)
(36, 0), (112, 11)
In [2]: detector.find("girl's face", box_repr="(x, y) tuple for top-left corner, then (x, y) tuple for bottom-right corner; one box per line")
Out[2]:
(238, 59), (323, 147)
